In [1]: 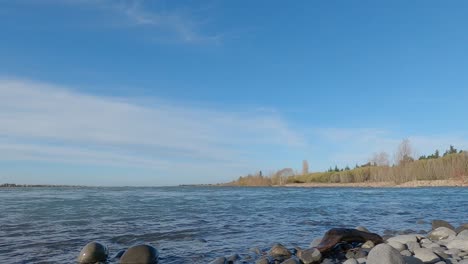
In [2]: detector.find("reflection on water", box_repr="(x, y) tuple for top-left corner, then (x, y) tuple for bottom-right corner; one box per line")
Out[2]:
(0, 187), (467, 263)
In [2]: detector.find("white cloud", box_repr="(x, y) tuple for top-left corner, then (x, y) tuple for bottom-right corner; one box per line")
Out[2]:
(0, 78), (304, 183)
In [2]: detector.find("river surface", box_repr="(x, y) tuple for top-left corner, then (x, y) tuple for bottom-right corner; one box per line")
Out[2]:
(0, 187), (467, 263)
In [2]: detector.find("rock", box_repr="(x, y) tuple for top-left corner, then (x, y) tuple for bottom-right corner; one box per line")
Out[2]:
(413, 248), (440, 263)
(280, 257), (301, 264)
(320, 258), (337, 264)
(403, 256), (425, 264)
(388, 240), (407, 251)
(367, 244), (405, 264)
(343, 259), (359, 264)
(113, 250), (125, 260)
(428, 227), (457, 240)
(297, 248), (321, 264)
(345, 248), (369, 259)
(355, 226), (370, 233)
(255, 257), (269, 264)
(209, 257), (226, 264)
(250, 247), (262, 255)
(77, 242), (108, 264)
(268, 243), (292, 260)
(387, 234), (419, 244)
(401, 250), (412, 256)
(457, 230), (468, 240)
(455, 223), (468, 234)
(226, 254), (240, 263)
(432, 220), (455, 231)
(407, 241), (422, 253)
(310, 237), (322, 248)
(422, 243), (440, 249)
(445, 248), (461, 256)
(446, 239), (468, 251)
(119, 245), (159, 264)
(361, 240), (375, 249)
(356, 258), (366, 264)
(316, 228), (383, 253)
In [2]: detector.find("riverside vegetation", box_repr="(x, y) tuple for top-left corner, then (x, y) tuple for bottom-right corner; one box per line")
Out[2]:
(228, 142), (468, 187)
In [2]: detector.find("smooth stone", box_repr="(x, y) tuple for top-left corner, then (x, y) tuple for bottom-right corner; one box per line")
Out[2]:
(457, 230), (468, 240)
(77, 242), (108, 264)
(255, 257), (269, 264)
(413, 248), (440, 263)
(343, 259), (359, 264)
(387, 234), (419, 244)
(455, 223), (468, 234)
(310, 237), (322, 248)
(407, 241), (422, 253)
(296, 248), (321, 264)
(401, 250), (412, 256)
(446, 239), (468, 251)
(356, 258), (366, 264)
(356, 226), (370, 233)
(388, 241), (407, 251)
(119, 245), (159, 264)
(361, 240), (375, 249)
(432, 220), (455, 231)
(404, 256), (425, 264)
(367, 244), (405, 264)
(268, 243), (292, 260)
(428, 227), (457, 240)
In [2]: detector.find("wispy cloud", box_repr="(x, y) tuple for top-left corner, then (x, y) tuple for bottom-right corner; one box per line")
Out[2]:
(0, 79), (304, 184)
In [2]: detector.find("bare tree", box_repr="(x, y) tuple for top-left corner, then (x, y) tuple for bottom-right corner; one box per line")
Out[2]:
(302, 160), (309, 175)
(396, 138), (414, 165)
(370, 152), (390, 166)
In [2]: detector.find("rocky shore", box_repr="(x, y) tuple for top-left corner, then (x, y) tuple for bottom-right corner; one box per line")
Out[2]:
(76, 220), (468, 264)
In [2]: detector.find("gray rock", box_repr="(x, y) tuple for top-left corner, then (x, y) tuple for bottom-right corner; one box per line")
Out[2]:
(255, 257), (269, 264)
(455, 223), (468, 234)
(226, 254), (240, 263)
(446, 239), (468, 251)
(387, 234), (419, 244)
(356, 258), (366, 264)
(388, 241), (407, 251)
(457, 230), (468, 240)
(356, 226), (370, 233)
(320, 258), (337, 264)
(343, 259), (359, 264)
(401, 250), (412, 256)
(268, 243), (292, 260)
(407, 241), (422, 253)
(296, 248), (321, 264)
(428, 227), (457, 240)
(362, 240), (375, 249)
(119, 245), (159, 264)
(432, 220), (455, 231)
(209, 257), (226, 264)
(77, 242), (108, 264)
(404, 256), (425, 264)
(445, 248), (461, 256)
(413, 248), (440, 263)
(367, 244), (405, 264)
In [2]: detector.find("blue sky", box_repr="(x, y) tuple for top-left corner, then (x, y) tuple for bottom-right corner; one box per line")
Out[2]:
(1, 0), (468, 186)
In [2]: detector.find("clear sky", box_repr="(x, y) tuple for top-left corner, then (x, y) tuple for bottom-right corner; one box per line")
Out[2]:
(1, 0), (468, 186)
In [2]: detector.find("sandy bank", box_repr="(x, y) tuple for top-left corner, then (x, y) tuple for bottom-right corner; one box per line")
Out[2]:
(284, 179), (468, 188)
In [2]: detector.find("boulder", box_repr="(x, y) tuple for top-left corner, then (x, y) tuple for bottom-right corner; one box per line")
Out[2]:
(403, 256), (425, 264)
(388, 241), (406, 251)
(119, 245), (159, 264)
(268, 243), (292, 260)
(316, 228), (383, 253)
(400, 250), (412, 256)
(413, 248), (440, 263)
(455, 223), (468, 234)
(407, 241), (421, 253)
(297, 248), (321, 264)
(355, 226), (370, 233)
(367, 244), (405, 264)
(343, 259), (359, 264)
(361, 240), (375, 249)
(432, 220), (455, 231)
(280, 257), (301, 264)
(387, 234), (419, 244)
(77, 242), (108, 264)
(428, 227), (457, 240)
(457, 230), (468, 240)
(255, 257), (269, 264)
(446, 239), (468, 251)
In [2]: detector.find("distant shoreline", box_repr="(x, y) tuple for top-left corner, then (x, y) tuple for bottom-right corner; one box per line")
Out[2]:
(0, 183), (85, 188)
(283, 179), (468, 188)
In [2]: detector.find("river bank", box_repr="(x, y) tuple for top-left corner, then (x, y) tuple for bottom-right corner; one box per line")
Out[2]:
(283, 179), (468, 188)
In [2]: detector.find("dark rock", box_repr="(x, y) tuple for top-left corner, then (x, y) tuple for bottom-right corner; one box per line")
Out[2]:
(209, 257), (227, 264)
(77, 242), (108, 264)
(255, 257), (269, 264)
(119, 244), (159, 264)
(280, 256), (301, 264)
(432, 220), (455, 231)
(113, 250), (126, 260)
(455, 223), (468, 234)
(315, 228), (383, 254)
(226, 254), (240, 263)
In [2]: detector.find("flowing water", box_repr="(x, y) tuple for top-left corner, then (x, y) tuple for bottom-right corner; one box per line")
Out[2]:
(0, 187), (467, 263)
